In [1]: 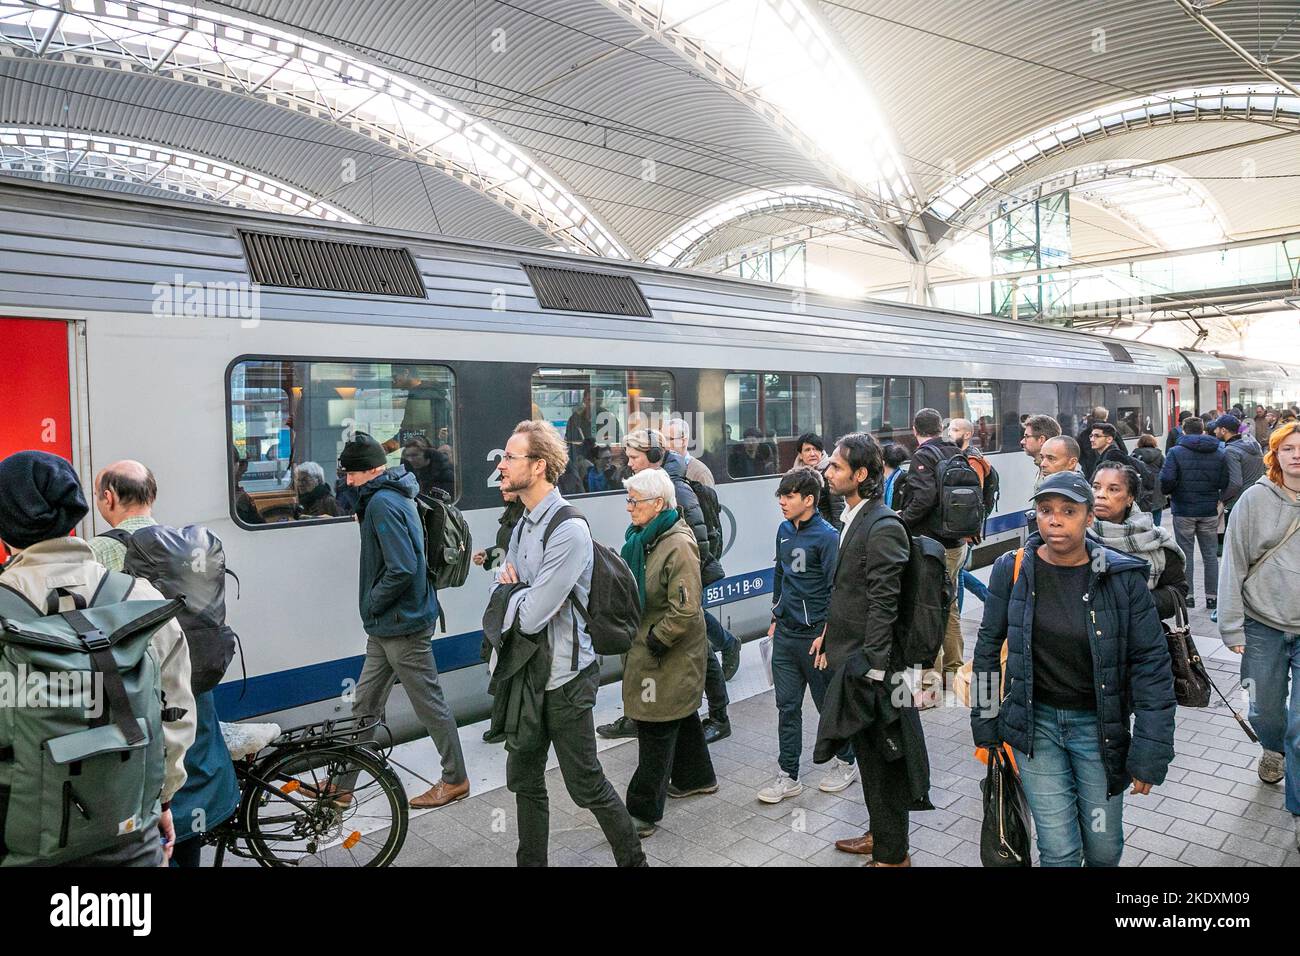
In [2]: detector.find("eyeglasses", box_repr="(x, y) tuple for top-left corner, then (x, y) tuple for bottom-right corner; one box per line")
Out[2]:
(499, 453), (537, 463)
(625, 495), (663, 506)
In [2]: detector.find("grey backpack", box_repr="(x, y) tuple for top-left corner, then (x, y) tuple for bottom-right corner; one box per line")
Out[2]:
(0, 572), (181, 866)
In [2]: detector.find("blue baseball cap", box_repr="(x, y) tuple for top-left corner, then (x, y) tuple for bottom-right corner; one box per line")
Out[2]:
(1031, 470), (1094, 507)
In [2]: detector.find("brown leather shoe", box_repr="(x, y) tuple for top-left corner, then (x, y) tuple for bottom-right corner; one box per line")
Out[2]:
(410, 778), (470, 809)
(866, 855), (912, 867)
(834, 831), (874, 855)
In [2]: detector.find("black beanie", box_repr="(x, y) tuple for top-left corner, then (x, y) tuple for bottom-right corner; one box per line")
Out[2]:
(0, 451), (89, 549)
(338, 432), (388, 471)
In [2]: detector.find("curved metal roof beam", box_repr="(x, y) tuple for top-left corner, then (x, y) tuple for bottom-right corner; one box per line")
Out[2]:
(949, 160), (1231, 254)
(925, 85), (1300, 228)
(599, 0), (922, 258)
(0, 126), (358, 220)
(0, 0), (629, 257)
(646, 186), (877, 266)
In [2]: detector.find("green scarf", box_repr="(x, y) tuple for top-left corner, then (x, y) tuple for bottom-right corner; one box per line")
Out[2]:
(620, 509), (680, 607)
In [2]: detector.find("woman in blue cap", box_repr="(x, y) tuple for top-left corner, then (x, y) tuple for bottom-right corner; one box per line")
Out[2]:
(970, 471), (1177, 866)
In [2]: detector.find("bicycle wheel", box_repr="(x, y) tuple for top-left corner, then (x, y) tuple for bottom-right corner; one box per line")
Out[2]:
(240, 744), (409, 867)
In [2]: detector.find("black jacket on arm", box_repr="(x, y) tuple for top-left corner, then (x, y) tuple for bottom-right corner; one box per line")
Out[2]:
(896, 437), (962, 548)
(822, 500), (911, 673)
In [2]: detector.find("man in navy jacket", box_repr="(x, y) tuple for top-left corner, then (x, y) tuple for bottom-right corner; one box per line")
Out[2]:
(1159, 417), (1229, 609)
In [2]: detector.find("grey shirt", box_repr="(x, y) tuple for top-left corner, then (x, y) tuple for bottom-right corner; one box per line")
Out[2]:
(492, 488), (596, 690)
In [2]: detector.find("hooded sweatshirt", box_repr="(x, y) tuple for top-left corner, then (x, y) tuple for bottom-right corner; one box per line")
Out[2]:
(1221, 434), (1265, 511)
(356, 467), (439, 637)
(1217, 476), (1300, 647)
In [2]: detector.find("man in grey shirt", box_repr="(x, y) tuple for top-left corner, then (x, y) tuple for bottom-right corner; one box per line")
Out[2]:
(492, 419), (646, 867)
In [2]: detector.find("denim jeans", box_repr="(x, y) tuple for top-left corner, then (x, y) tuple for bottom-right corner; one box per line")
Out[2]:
(702, 612), (733, 719)
(771, 632), (852, 778)
(1012, 702), (1126, 867)
(956, 567), (991, 614)
(1173, 514), (1219, 600)
(1151, 509), (1162, 527)
(1241, 617), (1300, 815)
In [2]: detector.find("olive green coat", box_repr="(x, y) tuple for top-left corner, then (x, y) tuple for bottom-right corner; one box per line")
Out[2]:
(621, 518), (707, 722)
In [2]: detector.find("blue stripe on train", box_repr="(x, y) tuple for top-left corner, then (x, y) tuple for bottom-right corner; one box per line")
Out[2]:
(214, 514), (1030, 720)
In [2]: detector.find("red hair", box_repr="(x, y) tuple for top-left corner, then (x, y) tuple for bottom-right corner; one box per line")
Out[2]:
(1265, 421), (1300, 486)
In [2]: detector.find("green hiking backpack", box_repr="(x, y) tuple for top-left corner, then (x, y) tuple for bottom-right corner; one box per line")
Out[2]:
(0, 571), (182, 867)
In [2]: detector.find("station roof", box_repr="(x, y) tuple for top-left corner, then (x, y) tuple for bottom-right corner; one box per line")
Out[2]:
(2, 0), (1297, 270)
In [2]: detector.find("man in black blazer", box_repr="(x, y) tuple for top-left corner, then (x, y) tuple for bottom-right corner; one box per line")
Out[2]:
(811, 432), (918, 866)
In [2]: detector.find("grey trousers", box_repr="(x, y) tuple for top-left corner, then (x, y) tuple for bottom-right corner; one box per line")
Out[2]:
(1173, 515), (1219, 600)
(353, 630), (467, 784)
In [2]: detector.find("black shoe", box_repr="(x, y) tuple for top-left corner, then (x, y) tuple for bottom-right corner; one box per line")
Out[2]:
(482, 727), (506, 744)
(597, 715), (638, 739)
(721, 638), (742, 682)
(702, 717), (731, 744)
(1185, 596), (1196, 609)
(668, 781), (719, 799)
(1205, 596), (1217, 610)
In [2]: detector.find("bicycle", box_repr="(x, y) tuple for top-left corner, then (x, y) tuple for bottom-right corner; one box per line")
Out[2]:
(206, 715), (409, 867)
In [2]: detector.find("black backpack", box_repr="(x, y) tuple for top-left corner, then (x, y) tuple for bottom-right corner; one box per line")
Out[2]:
(687, 478), (724, 567)
(102, 524), (240, 695)
(858, 505), (954, 668)
(934, 452), (986, 540)
(412, 487), (473, 592)
(541, 505), (640, 657)
(1127, 454), (1159, 512)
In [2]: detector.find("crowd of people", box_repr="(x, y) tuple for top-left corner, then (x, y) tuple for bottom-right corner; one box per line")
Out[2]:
(1, 395), (1296, 868)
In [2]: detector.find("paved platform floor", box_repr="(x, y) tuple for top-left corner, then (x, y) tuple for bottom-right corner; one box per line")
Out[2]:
(383, 593), (1299, 868)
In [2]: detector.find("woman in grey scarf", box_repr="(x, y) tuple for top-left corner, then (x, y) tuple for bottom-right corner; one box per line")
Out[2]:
(1091, 462), (1189, 620)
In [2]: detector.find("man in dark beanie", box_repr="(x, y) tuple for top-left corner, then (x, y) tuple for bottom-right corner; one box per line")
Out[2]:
(333, 433), (469, 808)
(0, 450), (196, 865)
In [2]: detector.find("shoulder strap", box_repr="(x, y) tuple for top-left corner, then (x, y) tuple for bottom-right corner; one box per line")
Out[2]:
(91, 569), (135, 607)
(60, 606), (145, 746)
(1012, 547), (1025, 584)
(1247, 515), (1300, 581)
(541, 504), (586, 549)
(100, 528), (133, 546)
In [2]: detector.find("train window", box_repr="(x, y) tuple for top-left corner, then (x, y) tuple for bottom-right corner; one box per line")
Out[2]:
(856, 376), (924, 450)
(1018, 382), (1059, 424)
(948, 379), (1000, 452)
(725, 372), (822, 478)
(1238, 388), (1256, 410)
(1069, 384), (1106, 436)
(1116, 385), (1143, 439)
(531, 368), (674, 497)
(228, 359), (457, 526)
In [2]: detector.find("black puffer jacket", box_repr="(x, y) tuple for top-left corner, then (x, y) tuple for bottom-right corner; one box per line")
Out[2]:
(662, 450), (724, 585)
(970, 534), (1177, 797)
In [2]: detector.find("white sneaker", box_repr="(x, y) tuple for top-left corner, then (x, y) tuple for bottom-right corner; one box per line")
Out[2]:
(818, 756), (859, 793)
(757, 770), (803, 804)
(1258, 749), (1285, 784)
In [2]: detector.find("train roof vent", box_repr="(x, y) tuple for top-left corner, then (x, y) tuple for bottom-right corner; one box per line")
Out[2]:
(1101, 340), (1134, 363)
(239, 231), (426, 298)
(522, 263), (651, 317)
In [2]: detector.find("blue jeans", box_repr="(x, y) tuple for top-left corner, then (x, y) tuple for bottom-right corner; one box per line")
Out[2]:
(1013, 702), (1126, 866)
(1241, 617), (1300, 815)
(771, 631), (852, 778)
(1151, 509), (1162, 527)
(956, 569), (991, 614)
(702, 612), (733, 719)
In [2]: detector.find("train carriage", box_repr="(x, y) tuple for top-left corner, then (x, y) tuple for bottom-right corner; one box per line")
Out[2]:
(2, 180), (1296, 739)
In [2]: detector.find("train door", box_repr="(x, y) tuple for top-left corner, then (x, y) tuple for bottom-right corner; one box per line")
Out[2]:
(1215, 379), (1230, 414)
(0, 317), (80, 559)
(1166, 377), (1181, 431)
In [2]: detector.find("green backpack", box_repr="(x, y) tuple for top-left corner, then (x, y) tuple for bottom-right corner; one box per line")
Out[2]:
(0, 571), (181, 867)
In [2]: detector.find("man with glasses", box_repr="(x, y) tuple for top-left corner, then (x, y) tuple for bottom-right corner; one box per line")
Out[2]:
(491, 420), (646, 867)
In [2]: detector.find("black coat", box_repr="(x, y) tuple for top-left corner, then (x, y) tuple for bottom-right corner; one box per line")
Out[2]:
(482, 582), (550, 752)
(814, 652), (933, 811)
(662, 450), (724, 584)
(897, 438), (963, 547)
(970, 535), (1177, 797)
(822, 500), (911, 673)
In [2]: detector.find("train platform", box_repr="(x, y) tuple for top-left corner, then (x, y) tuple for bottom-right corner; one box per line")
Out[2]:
(320, 573), (1297, 869)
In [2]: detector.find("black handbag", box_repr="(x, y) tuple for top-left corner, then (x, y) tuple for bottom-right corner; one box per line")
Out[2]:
(1164, 603), (1211, 708)
(980, 745), (1032, 867)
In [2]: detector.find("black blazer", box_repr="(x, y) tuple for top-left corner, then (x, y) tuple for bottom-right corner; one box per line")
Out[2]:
(822, 499), (911, 673)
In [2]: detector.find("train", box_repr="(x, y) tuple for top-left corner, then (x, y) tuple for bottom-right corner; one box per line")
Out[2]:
(2, 179), (1298, 738)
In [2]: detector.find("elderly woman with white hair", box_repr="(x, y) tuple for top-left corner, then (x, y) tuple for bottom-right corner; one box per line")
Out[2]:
(294, 460), (343, 518)
(619, 467), (717, 837)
